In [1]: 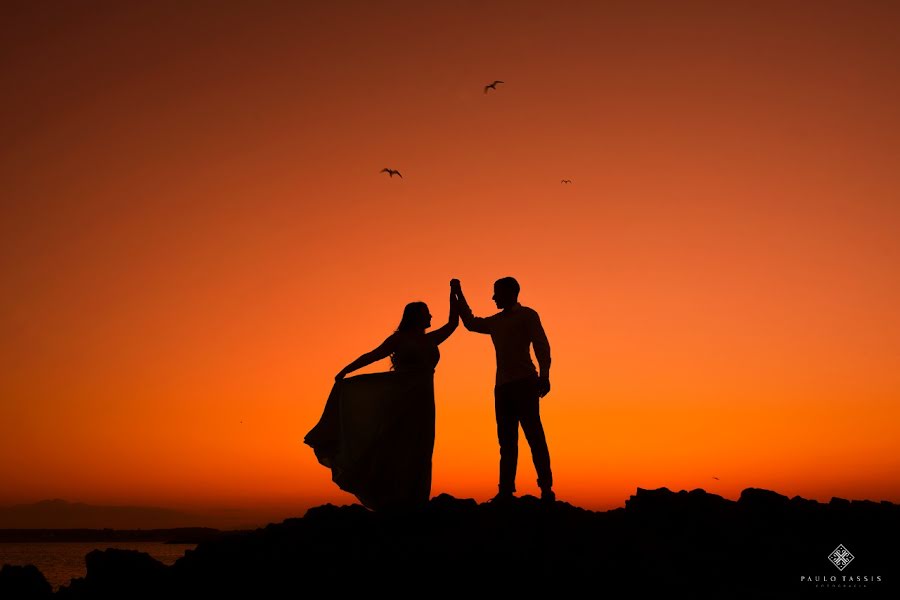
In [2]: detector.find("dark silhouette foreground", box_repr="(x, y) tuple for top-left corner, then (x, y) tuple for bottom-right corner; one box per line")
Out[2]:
(2, 487), (897, 598)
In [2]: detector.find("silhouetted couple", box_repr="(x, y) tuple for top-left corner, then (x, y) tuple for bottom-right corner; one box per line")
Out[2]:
(304, 277), (554, 511)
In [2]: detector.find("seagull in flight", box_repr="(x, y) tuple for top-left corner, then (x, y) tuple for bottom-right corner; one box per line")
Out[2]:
(712, 476), (720, 480)
(484, 80), (504, 94)
(561, 179), (573, 184)
(380, 168), (402, 178)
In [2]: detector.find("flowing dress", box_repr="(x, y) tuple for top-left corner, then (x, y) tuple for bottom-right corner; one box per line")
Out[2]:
(304, 334), (439, 511)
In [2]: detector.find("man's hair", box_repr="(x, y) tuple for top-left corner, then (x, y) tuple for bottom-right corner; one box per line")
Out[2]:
(494, 277), (520, 297)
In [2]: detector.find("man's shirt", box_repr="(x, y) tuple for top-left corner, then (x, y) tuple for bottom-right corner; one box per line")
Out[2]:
(458, 300), (551, 386)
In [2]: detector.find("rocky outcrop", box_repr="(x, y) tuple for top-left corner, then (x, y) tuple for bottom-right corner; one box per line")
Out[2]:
(0, 564), (52, 599)
(2, 488), (894, 597)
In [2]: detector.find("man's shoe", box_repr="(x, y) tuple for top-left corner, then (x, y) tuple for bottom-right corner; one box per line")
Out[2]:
(490, 491), (514, 505)
(541, 488), (556, 504)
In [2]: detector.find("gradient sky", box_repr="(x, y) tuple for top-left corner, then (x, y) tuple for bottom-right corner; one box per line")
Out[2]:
(2, 1), (899, 527)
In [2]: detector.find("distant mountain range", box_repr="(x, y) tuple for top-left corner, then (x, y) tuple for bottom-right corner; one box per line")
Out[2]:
(0, 500), (208, 529)
(0, 500), (291, 530)
(0, 528), (224, 544)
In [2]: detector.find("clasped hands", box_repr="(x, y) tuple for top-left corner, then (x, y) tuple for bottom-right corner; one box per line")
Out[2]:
(449, 278), (462, 305)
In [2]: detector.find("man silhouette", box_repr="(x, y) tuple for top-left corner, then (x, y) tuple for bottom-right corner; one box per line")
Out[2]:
(451, 277), (554, 503)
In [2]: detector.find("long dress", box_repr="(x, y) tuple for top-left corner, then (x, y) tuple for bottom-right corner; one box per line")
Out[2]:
(304, 334), (439, 511)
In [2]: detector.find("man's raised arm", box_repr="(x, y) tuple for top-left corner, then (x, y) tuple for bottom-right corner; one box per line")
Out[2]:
(451, 279), (491, 334)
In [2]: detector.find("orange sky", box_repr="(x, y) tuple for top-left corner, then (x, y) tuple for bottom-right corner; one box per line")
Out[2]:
(2, 1), (899, 527)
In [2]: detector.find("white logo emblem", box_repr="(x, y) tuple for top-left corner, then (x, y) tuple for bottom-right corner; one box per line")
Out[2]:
(828, 544), (854, 571)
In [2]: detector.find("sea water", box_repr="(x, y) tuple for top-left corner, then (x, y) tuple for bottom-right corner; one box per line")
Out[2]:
(0, 542), (196, 590)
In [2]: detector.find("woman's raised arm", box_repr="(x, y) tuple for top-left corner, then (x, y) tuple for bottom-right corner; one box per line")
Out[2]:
(425, 287), (460, 346)
(335, 332), (399, 380)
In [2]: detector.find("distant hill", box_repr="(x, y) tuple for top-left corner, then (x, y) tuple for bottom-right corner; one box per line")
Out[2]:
(0, 528), (225, 543)
(1, 487), (897, 597)
(0, 500), (210, 529)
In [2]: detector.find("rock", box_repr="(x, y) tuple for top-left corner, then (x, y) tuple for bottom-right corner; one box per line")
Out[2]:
(30, 488), (899, 597)
(0, 564), (52, 599)
(56, 549), (168, 599)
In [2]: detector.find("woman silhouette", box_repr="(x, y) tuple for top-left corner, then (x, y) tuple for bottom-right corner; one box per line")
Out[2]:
(304, 289), (459, 511)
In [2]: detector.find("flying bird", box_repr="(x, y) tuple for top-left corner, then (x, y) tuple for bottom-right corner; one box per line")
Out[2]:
(484, 80), (504, 94)
(561, 179), (573, 184)
(712, 476), (720, 480)
(380, 168), (402, 178)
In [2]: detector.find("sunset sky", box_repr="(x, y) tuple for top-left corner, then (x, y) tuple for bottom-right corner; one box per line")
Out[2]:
(2, 1), (899, 528)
